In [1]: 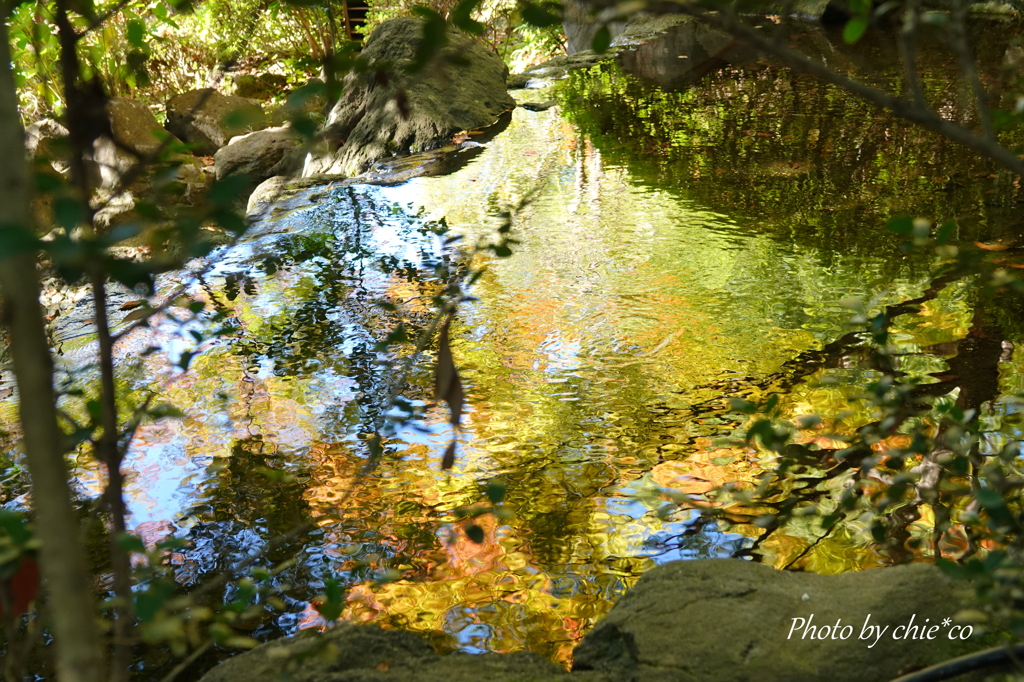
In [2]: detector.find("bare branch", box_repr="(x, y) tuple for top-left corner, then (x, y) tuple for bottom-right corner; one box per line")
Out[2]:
(157, 641), (213, 682)
(668, 1), (1024, 176)
(76, 0), (135, 42)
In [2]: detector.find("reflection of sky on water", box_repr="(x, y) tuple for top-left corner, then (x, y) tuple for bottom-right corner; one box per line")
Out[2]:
(6, 54), (1015, 669)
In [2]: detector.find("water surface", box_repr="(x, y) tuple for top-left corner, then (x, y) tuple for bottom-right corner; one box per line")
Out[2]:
(3, 18), (1024, 673)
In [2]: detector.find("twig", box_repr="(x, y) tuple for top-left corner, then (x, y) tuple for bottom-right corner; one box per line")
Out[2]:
(157, 640), (213, 682)
(76, 0), (135, 41)
(89, 268), (135, 682)
(782, 521), (837, 569)
(888, 643), (1024, 682)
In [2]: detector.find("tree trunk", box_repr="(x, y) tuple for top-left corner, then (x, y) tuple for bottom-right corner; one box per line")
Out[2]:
(0, 18), (106, 682)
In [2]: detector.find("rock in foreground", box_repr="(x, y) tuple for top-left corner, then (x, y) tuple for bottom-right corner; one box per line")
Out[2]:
(304, 17), (515, 177)
(197, 559), (993, 682)
(573, 559), (986, 681)
(198, 623), (573, 682)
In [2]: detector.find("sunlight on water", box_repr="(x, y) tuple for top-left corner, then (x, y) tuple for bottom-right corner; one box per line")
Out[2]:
(3, 28), (1023, 669)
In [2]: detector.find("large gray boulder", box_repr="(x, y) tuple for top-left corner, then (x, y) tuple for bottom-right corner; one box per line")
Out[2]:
(197, 623), (574, 682)
(94, 97), (181, 189)
(25, 119), (73, 175)
(193, 559), (999, 682)
(245, 174), (290, 215)
(214, 125), (302, 189)
(304, 17), (515, 177)
(165, 89), (267, 156)
(572, 559), (989, 682)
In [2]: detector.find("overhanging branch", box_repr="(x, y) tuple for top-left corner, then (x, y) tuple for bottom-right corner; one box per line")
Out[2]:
(660, 1), (1024, 177)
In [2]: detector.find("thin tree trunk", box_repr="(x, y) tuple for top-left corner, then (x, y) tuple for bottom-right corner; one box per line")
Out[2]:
(0, 17), (106, 682)
(90, 270), (134, 682)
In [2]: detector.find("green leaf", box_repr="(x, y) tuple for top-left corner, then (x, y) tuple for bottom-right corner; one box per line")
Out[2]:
(975, 488), (1004, 509)
(935, 221), (956, 244)
(0, 223), (41, 261)
(0, 512), (32, 546)
(451, 0), (484, 35)
(465, 524), (485, 544)
(106, 258), (154, 294)
(148, 404), (185, 419)
(521, 2), (561, 27)
(177, 350), (195, 371)
(409, 8), (448, 73)
(134, 582), (175, 622)
(315, 578), (344, 621)
(127, 19), (146, 48)
(843, 17), (868, 44)
(117, 533), (146, 553)
(209, 175), (252, 206)
(54, 196), (84, 231)
(591, 25), (611, 53)
(35, 170), (63, 193)
(886, 216), (914, 235)
(486, 481), (505, 504)
(728, 398), (757, 414)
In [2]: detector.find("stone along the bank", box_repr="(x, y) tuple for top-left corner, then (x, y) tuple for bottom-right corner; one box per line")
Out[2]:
(304, 17), (515, 177)
(196, 559), (992, 681)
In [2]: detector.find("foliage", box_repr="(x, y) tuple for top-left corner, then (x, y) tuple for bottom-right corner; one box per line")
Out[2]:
(4, 0), (1024, 678)
(364, 0), (564, 69)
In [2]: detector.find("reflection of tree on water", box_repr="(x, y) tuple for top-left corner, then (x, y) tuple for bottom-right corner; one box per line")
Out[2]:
(220, 186), (462, 439)
(160, 186), (481, 641)
(175, 435), (313, 625)
(651, 271), (1022, 570)
(562, 28), (1024, 246)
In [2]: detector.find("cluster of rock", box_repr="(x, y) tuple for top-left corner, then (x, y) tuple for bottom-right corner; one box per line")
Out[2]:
(26, 82), (326, 231)
(198, 559), (998, 682)
(25, 16), (517, 229)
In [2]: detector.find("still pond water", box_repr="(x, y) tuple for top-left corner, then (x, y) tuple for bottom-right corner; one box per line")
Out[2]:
(5, 18), (1024, 673)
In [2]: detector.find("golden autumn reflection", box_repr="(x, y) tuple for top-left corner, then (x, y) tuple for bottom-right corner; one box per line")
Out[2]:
(4, 29), (1024, 669)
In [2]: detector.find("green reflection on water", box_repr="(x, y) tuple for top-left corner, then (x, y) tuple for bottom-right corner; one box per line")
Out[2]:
(3, 23), (1024, 674)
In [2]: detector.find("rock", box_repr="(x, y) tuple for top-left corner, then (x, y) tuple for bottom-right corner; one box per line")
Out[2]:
(196, 623), (572, 682)
(270, 80), (329, 126)
(616, 20), (757, 90)
(25, 119), (72, 175)
(94, 97), (180, 190)
(214, 126), (302, 190)
(157, 153), (209, 205)
(572, 559), (988, 682)
(93, 191), (137, 231)
(506, 72), (532, 89)
(1004, 38), (1024, 69)
(563, 0), (627, 54)
(304, 17), (515, 176)
(520, 100), (557, 112)
(246, 174), (291, 215)
(25, 120), (78, 232)
(507, 51), (611, 88)
(165, 89), (268, 156)
(232, 73), (288, 100)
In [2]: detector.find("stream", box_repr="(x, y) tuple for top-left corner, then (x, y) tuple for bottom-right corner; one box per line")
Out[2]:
(3, 16), (1024, 676)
